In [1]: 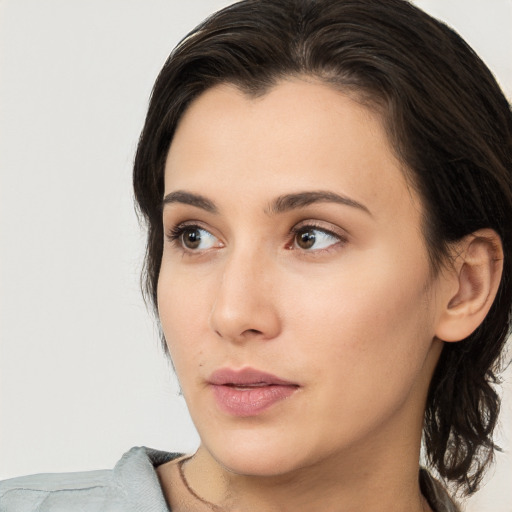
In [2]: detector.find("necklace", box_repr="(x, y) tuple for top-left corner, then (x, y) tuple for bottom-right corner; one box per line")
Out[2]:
(178, 457), (224, 512)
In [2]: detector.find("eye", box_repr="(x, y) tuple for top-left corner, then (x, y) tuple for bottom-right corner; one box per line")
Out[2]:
(167, 225), (221, 251)
(292, 226), (341, 251)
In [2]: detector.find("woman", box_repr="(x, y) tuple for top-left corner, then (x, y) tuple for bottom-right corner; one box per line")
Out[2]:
(1, 0), (510, 511)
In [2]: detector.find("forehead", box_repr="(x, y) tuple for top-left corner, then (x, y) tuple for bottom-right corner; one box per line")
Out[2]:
(164, 79), (421, 224)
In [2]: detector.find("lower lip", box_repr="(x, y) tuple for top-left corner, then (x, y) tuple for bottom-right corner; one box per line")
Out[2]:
(211, 384), (298, 417)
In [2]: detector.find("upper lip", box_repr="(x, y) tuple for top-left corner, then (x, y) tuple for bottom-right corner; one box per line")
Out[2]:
(208, 367), (298, 387)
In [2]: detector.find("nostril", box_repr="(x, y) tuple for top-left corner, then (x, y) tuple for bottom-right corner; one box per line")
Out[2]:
(209, 293), (281, 341)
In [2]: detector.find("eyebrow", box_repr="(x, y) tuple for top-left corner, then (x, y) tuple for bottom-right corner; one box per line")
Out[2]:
(162, 189), (371, 216)
(162, 191), (218, 213)
(267, 190), (371, 216)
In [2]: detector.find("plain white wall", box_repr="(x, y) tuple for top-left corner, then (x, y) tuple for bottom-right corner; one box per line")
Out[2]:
(0, 1), (510, 511)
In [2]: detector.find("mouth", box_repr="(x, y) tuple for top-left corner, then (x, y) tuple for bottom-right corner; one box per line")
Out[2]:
(208, 367), (300, 417)
(209, 367), (298, 387)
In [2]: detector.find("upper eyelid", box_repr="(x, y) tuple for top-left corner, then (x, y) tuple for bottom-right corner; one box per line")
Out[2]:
(292, 220), (348, 239)
(293, 223), (338, 234)
(166, 222), (217, 238)
(165, 219), (214, 234)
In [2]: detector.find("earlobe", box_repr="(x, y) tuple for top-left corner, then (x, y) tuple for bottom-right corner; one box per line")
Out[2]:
(435, 229), (504, 343)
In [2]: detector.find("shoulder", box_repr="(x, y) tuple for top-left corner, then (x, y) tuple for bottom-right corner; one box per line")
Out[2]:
(0, 446), (182, 512)
(0, 469), (121, 512)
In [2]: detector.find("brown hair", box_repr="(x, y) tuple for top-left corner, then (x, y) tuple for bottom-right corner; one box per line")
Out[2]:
(133, 0), (512, 495)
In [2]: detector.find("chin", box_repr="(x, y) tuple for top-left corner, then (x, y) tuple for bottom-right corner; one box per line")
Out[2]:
(200, 426), (322, 478)
(216, 449), (304, 478)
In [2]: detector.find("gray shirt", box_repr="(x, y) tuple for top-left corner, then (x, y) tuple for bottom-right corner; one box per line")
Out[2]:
(0, 446), (460, 511)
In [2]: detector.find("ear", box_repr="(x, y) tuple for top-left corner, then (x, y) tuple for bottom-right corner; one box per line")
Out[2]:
(435, 228), (504, 343)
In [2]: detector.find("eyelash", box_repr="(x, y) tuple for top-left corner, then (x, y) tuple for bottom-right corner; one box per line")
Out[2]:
(166, 224), (196, 242)
(289, 222), (345, 251)
(165, 223), (217, 248)
(165, 222), (346, 254)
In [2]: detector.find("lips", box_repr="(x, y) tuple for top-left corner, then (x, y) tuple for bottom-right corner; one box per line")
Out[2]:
(208, 367), (299, 417)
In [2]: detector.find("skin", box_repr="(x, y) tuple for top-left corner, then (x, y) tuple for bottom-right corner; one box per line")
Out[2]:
(155, 79), (500, 511)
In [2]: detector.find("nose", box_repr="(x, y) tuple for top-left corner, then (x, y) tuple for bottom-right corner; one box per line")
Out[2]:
(209, 249), (281, 343)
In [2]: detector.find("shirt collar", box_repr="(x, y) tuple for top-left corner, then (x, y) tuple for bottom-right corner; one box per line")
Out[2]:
(113, 446), (181, 512)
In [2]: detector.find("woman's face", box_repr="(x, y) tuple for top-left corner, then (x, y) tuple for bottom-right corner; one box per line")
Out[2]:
(158, 79), (447, 477)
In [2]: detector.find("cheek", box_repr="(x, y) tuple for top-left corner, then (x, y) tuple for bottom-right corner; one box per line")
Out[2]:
(157, 264), (214, 370)
(279, 264), (435, 449)
(283, 247), (436, 385)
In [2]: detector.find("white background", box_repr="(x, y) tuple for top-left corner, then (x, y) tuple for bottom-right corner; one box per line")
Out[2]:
(0, 1), (511, 511)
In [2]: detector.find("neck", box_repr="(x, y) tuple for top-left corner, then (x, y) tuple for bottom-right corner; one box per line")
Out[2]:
(184, 435), (431, 512)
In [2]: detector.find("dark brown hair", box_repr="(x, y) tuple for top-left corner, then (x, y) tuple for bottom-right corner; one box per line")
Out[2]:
(133, 0), (512, 495)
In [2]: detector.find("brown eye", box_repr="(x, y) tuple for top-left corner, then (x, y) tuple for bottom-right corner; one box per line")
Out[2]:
(171, 226), (219, 251)
(296, 230), (316, 249)
(293, 226), (341, 251)
(182, 228), (202, 249)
